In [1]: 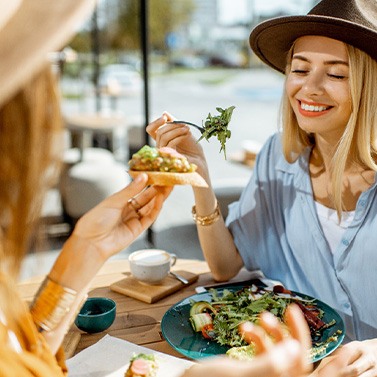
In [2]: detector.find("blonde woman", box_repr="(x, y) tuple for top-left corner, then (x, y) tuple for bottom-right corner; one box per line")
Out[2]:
(0, 1), (172, 375)
(148, 0), (377, 375)
(0, 1), (329, 376)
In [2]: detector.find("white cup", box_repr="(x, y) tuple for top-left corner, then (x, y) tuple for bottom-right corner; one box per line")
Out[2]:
(129, 249), (177, 284)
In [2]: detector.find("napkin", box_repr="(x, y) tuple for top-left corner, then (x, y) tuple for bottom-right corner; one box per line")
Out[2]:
(66, 335), (193, 377)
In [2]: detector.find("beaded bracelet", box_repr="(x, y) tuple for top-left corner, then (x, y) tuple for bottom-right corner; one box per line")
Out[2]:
(30, 277), (77, 332)
(192, 201), (221, 226)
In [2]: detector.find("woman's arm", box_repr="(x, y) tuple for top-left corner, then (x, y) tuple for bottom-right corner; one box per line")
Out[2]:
(193, 185), (244, 281)
(32, 173), (172, 353)
(147, 113), (243, 281)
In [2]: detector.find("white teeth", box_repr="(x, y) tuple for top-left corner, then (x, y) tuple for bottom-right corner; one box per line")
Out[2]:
(301, 103), (328, 112)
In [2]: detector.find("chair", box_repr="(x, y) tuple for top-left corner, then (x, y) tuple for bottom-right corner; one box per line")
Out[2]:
(59, 149), (130, 224)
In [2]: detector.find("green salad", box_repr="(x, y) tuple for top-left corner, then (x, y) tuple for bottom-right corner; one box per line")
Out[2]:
(198, 106), (235, 158)
(189, 286), (341, 361)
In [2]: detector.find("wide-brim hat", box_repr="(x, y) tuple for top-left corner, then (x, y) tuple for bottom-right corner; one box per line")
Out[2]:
(0, 0), (96, 107)
(249, 0), (377, 74)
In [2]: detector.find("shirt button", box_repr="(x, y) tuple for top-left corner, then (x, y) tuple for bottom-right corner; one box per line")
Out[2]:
(344, 303), (351, 309)
(359, 200), (366, 206)
(342, 239), (349, 246)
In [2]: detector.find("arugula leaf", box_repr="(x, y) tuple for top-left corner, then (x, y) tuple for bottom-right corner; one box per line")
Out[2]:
(197, 106), (235, 159)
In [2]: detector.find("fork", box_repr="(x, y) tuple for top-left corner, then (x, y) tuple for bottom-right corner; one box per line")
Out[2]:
(168, 120), (205, 134)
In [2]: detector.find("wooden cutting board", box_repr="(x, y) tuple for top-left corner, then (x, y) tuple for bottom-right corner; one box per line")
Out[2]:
(110, 270), (198, 303)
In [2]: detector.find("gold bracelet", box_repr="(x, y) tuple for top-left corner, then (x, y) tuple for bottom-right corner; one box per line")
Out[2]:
(192, 202), (221, 226)
(30, 277), (77, 332)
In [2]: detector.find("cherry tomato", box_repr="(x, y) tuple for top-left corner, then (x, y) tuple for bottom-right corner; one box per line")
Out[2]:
(201, 324), (216, 339)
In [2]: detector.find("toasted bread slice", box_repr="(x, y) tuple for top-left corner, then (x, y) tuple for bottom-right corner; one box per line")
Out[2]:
(125, 353), (158, 377)
(128, 170), (208, 188)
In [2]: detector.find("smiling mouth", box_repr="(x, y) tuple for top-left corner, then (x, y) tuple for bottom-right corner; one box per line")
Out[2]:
(299, 101), (332, 113)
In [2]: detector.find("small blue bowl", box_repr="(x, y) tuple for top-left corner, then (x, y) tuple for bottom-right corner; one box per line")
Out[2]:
(75, 297), (116, 333)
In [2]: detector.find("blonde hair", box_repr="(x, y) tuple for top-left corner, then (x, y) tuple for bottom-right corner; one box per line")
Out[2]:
(281, 43), (377, 218)
(0, 67), (62, 323)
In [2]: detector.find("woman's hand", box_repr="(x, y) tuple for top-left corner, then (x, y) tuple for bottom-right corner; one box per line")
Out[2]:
(146, 112), (209, 181)
(314, 339), (377, 377)
(240, 303), (313, 376)
(181, 304), (313, 377)
(72, 172), (172, 259)
(44, 173), (171, 353)
(49, 173), (171, 291)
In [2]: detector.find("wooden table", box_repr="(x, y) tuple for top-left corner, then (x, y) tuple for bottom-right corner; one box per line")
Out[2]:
(17, 260), (333, 376)
(18, 258), (251, 359)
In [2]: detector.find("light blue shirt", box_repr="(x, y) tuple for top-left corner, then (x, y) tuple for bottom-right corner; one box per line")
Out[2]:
(226, 132), (377, 342)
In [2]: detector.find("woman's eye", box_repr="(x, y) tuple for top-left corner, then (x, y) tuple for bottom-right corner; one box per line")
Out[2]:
(328, 74), (346, 79)
(291, 69), (307, 74)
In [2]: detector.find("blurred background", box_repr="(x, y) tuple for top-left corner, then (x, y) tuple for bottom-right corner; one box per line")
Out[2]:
(24, 0), (319, 279)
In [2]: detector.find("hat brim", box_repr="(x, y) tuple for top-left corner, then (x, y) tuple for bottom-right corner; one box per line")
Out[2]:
(0, 0), (96, 106)
(249, 15), (377, 73)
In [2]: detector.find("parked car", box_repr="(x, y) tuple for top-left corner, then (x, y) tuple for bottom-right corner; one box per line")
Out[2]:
(208, 53), (245, 68)
(99, 64), (142, 96)
(170, 55), (208, 69)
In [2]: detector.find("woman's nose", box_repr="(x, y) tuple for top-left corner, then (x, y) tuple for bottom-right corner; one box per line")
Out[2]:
(302, 71), (324, 95)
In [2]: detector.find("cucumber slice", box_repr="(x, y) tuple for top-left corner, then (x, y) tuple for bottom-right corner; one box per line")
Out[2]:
(189, 313), (213, 332)
(189, 301), (217, 317)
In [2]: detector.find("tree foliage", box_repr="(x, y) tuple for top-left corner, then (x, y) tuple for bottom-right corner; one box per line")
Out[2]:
(108, 0), (195, 52)
(68, 0), (195, 54)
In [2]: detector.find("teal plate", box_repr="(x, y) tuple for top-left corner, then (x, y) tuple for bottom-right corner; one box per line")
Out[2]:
(161, 286), (345, 363)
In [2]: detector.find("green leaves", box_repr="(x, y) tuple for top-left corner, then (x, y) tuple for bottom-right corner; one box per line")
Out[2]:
(190, 287), (337, 361)
(210, 289), (290, 347)
(197, 106), (235, 159)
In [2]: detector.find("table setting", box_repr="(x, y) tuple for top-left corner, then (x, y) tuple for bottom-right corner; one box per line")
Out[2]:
(18, 252), (346, 376)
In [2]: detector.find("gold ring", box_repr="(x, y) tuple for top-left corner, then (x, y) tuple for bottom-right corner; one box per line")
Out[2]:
(128, 197), (142, 211)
